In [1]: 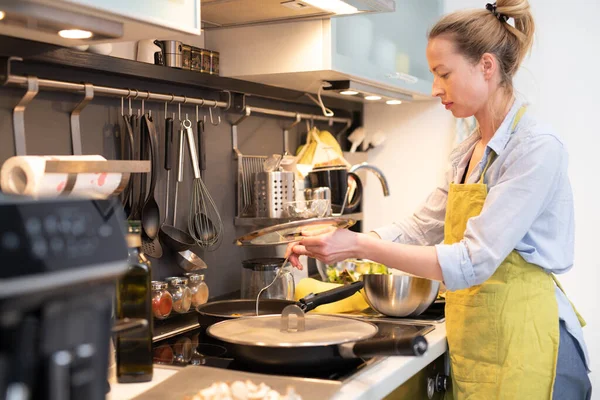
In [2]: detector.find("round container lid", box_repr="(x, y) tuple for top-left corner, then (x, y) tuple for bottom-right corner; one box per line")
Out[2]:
(184, 273), (203, 282)
(242, 258), (287, 270)
(207, 314), (377, 347)
(151, 281), (168, 290)
(166, 277), (188, 286)
(235, 217), (355, 246)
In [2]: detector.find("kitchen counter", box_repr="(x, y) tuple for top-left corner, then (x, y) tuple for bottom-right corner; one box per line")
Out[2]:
(332, 322), (447, 400)
(107, 323), (447, 400)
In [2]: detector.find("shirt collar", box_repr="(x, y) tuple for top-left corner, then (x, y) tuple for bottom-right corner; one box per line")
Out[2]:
(486, 97), (525, 157)
(449, 97), (525, 166)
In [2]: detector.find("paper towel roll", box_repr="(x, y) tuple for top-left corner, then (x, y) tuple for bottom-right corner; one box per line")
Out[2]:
(1, 155), (123, 199)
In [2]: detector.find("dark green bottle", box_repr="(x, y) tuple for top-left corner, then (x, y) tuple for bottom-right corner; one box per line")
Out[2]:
(115, 221), (153, 383)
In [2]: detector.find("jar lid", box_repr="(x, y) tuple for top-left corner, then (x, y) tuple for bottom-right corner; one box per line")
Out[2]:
(242, 258), (287, 270)
(151, 281), (168, 290)
(184, 273), (201, 282)
(166, 277), (188, 286)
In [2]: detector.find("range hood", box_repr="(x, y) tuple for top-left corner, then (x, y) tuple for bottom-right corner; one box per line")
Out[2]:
(201, 0), (395, 29)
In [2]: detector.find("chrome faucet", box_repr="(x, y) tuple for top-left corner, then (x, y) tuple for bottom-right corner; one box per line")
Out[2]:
(349, 163), (390, 196)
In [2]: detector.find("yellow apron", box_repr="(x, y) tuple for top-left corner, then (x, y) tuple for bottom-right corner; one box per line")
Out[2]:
(444, 107), (585, 399)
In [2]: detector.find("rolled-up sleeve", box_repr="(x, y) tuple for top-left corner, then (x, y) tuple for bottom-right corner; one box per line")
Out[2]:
(435, 134), (565, 291)
(374, 167), (451, 246)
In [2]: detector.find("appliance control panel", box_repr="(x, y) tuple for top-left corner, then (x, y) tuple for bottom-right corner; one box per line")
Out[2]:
(0, 197), (128, 279)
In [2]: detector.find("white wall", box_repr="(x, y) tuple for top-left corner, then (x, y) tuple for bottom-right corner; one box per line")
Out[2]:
(363, 0), (600, 389)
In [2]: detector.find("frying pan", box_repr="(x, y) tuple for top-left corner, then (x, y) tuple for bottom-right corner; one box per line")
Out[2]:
(207, 308), (428, 372)
(196, 281), (365, 329)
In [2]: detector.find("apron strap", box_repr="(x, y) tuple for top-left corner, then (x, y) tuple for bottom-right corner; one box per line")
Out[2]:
(551, 274), (587, 327)
(477, 105), (528, 185)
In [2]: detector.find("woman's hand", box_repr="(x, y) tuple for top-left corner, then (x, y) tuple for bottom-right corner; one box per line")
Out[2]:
(284, 228), (363, 269)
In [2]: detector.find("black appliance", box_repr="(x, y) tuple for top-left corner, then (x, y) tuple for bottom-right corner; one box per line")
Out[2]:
(0, 195), (129, 400)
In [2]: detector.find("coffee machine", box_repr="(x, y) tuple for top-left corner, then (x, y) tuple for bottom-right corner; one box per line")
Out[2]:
(0, 195), (129, 400)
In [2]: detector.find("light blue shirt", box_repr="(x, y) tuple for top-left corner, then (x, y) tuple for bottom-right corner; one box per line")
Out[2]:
(374, 98), (590, 368)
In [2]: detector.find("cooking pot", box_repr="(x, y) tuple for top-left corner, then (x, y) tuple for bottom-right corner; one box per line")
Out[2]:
(362, 273), (440, 317)
(241, 258), (294, 300)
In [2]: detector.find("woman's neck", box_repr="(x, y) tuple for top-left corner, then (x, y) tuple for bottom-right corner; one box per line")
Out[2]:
(475, 89), (515, 145)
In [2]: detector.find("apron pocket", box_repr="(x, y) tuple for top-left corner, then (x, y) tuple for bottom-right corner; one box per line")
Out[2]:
(446, 291), (499, 383)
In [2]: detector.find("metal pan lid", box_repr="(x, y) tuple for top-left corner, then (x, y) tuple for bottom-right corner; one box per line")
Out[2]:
(234, 217), (355, 246)
(206, 313), (377, 347)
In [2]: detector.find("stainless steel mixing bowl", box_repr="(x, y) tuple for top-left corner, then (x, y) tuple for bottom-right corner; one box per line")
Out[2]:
(362, 273), (440, 317)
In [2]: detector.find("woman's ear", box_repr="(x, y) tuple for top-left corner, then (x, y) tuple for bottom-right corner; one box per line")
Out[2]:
(481, 53), (497, 80)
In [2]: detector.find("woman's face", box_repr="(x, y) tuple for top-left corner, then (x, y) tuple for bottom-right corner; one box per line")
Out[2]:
(426, 37), (490, 118)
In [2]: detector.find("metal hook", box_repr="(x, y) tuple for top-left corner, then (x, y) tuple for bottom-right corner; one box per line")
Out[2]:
(178, 103), (181, 121)
(12, 76), (39, 156)
(221, 90), (232, 111)
(209, 102), (221, 126)
(70, 83), (94, 155)
(196, 105), (199, 123)
(127, 89), (132, 116)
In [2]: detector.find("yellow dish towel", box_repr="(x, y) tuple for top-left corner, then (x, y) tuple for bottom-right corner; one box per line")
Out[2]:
(294, 278), (370, 314)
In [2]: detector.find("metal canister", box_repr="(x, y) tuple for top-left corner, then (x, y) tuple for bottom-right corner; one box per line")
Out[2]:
(154, 40), (183, 68)
(182, 44), (192, 70)
(191, 47), (202, 71)
(200, 49), (211, 73)
(209, 51), (220, 75)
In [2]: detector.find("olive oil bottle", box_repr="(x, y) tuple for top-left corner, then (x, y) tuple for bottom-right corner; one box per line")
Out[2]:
(115, 221), (153, 382)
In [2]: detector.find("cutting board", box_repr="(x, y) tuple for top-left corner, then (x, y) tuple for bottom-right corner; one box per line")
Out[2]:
(132, 365), (342, 400)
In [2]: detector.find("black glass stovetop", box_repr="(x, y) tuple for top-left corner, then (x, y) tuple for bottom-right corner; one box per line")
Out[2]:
(152, 321), (435, 381)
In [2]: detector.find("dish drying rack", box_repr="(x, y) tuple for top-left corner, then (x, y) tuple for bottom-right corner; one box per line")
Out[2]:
(231, 106), (355, 227)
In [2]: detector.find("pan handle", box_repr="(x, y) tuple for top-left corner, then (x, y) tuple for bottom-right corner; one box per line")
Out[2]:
(298, 281), (364, 312)
(341, 335), (428, 359)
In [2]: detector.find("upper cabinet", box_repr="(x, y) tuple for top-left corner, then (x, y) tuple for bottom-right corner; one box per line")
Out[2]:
(0, 0), (201, 46)
(331, 0), (443, 99)
(204, 0), (443, 103)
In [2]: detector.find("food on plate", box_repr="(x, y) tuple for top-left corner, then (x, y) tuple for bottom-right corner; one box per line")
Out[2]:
(325, 259), (389, 284)
(185, 380), (302, 400)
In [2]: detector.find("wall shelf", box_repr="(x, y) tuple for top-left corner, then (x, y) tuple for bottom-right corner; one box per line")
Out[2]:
(0, 35), (362, 113)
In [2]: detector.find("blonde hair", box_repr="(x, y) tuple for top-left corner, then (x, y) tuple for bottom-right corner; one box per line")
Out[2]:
(429, 0), (535, 92)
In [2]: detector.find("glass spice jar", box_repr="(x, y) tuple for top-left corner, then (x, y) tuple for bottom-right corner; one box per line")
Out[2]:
(184, 273), (209, 307)
(165, 277), (192, 313)
(151, 281), (173, 319)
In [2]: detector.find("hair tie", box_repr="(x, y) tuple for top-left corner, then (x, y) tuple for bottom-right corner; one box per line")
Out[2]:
(486, 2), (509, 22)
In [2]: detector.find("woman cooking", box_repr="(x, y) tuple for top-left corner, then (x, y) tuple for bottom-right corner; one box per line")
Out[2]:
(286, 0), (592, 398)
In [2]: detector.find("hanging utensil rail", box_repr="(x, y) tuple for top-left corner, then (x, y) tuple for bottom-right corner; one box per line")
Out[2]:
(2, 57), (230, 109)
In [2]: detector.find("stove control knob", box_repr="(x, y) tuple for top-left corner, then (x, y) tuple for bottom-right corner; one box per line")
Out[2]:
(427, 373), (449, 398)
(427, 378), (435, 399)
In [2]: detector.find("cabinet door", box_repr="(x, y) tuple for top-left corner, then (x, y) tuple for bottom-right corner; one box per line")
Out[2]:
(64, 0), (201, 35)
(331, 0), (442, 97)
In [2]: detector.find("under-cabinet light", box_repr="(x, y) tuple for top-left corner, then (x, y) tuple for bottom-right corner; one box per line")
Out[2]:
(0, 11), (5, 21)
(301, 0), (359, 15)
(323, 80), (414, 104)
(386, 100), (402, 105)
(340, 90), (359, 95)
(58, 29), (93, 39)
